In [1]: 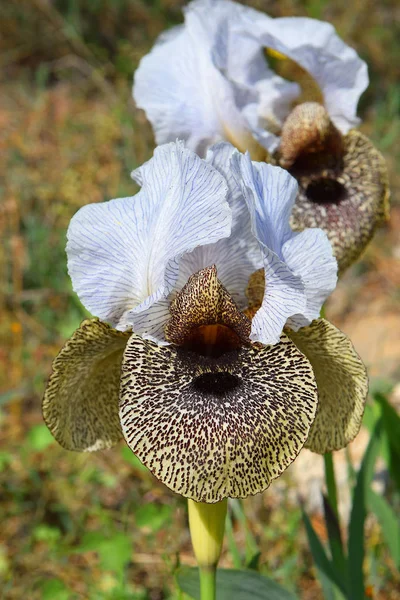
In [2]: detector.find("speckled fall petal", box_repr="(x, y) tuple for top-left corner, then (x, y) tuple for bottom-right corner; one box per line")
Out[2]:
(119, 333), (318, 502)
(43, 319), (130, 451)
(288, 129), (390, 273)
(287, 318), (368, 454)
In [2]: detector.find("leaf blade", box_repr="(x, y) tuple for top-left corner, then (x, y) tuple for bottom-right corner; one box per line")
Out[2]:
(347, 420), (382, 599)
(368, 489), (400, 569)
(302, 510), (346, 595)
(176, 567), (298, 600)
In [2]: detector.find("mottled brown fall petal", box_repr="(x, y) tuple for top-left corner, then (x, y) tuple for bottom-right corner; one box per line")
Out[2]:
(119, 332), (318, 502)
(287, 127), (390, 274)
(287, 318), (368, 453)
(43, 319), (130, 451)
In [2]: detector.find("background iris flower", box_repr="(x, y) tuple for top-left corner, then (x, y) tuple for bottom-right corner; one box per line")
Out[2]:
(43, 141), (367, 503)
(133, 0), (390, 274)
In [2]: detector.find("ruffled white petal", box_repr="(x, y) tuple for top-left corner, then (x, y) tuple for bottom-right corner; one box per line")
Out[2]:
(241, 74), (299, 153)
(176, 142), (262, 307)
(284, 228), (338, 329)
(250, 248), (306, 344)
(134, 2), (252, 156)
(133, 0), (297, 157)
(253, 16), (368, 133)
(67, 141), (231, 337)
(232, 152), (298, 254)
(231, 151), (337, 343)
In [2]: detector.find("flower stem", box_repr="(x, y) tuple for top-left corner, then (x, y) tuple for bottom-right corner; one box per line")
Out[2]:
(188, 498), (227, 600)
(324, 451), (338, 517)
(199, 565), (217, 600)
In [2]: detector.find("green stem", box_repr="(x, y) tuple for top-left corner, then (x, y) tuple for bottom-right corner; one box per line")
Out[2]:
(199, 566), (217, 600)
(324, 452), (338, 517)
(188, 498), (227, 600)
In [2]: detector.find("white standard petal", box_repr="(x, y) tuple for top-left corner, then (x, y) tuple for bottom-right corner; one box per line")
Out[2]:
(67, 141), (231, 338)
(175, 142), (262, 308)
(231, 151), (337, 343)
(252, 16), (368, 133)
(133, 0), (299, 158)
(133, 1), (255, 156)
(232, 151), (298, 255)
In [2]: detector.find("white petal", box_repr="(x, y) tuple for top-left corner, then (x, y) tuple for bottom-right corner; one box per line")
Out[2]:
(284, 229), (338, 329)
(231, 151), (336, 343)
(253, 17), (368, 133)
(251, 248), (306, 344)
(133, 0), (298, 157)
(134, 2), (252, 156)
(67, 141), (231, 337)
(231, 152), (298, 255)
(241, 75), (300, 153)
(176, 143), (262, 307)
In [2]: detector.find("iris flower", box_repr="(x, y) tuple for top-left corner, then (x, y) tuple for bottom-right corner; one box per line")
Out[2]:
(43, 141), (367, 503)
(133, 0), (389, 273)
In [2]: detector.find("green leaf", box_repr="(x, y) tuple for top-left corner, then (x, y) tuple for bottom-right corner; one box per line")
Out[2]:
(77, 531), (132, 574)
(374, 393), (400, 455)
(347, 420), (382, 600)
(302, 510), (346, 595)
(368, 489), (400, 569)
(28, 424), (54, 451)
(363, 398), (396, 487)
(246, 551), (261, 571)
(322, 495), (347, 584)
(177, 567), (298, 600)
(135, 503), (172, 532)
(374, 393), (400, 488)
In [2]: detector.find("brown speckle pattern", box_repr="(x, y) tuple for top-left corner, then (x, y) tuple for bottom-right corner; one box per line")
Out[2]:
(287, 318), (368, 453)
(165, 265), (251, 345)
(43, 318), (130, 452)
(289, 130), (390, 273)
(119, 333), (318, 503)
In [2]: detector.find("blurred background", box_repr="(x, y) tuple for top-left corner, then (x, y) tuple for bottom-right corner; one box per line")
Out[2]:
(1, 1), (399, 598)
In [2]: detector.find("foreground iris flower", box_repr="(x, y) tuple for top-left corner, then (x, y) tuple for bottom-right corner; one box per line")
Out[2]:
(134, 0), (389, 273)
(43, 141), (368, 503)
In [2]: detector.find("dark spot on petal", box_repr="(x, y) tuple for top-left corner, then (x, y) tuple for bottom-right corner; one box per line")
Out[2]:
(192, 372), (242, 396)
(306, 178), (347, 205)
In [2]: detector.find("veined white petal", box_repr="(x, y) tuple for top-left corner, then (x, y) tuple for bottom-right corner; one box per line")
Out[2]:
(133, 0), (297, 157)
(67, 141), (231, 338)
(253, 17), (368, 133)
(284, 228), (338, 329)
(176, 142), (262, 308)
(232, 152), (298, 255)
(250, 248), (306, 344)
(134, 2), (252, 156)
(231, 151), (337, 343)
